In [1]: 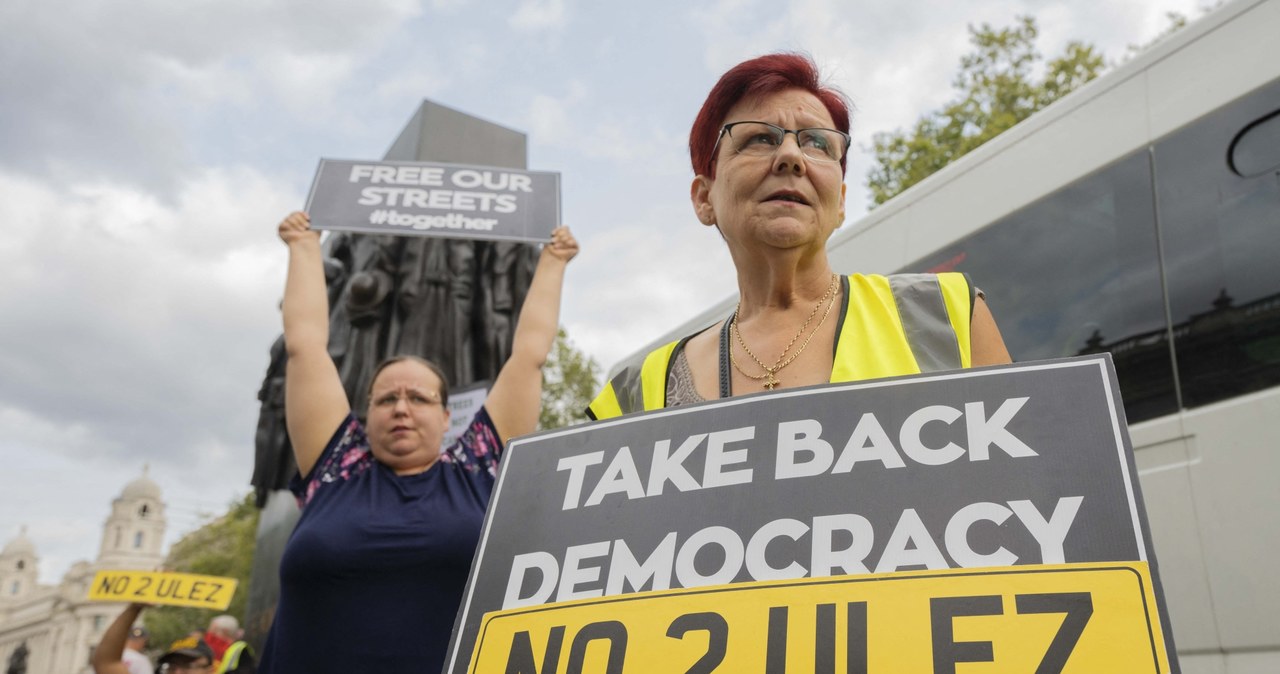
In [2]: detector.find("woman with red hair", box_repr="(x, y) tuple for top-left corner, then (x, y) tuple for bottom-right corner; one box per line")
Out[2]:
(588, 53), (1010, 418)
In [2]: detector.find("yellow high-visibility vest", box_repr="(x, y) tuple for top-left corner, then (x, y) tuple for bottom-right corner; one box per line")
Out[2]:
(586, 273), (975, 420)
(216, 640), (253, 674)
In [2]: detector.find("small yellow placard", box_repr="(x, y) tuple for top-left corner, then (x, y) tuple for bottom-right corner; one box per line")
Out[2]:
(88, 570), (238, 611)
(467, 562), (1170, 673)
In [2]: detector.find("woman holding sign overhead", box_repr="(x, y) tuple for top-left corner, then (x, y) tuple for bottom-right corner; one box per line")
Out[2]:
(259, 212), (577, 673)
(588, 53), (1010, 419)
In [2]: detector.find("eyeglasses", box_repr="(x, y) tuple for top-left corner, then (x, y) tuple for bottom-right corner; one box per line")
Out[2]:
(372, 390), (442, 408)
(713, 121), (851, 164)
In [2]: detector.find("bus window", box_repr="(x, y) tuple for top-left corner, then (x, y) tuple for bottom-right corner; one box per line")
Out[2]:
(1154, 79), (1280, 409)
(902, 150), (1177, 422)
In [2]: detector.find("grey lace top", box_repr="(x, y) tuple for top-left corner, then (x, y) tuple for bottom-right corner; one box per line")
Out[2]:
(665, 345), (706, 406)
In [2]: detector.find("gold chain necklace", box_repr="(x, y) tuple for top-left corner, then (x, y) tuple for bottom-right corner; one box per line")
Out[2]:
(729, 273), (839, 390)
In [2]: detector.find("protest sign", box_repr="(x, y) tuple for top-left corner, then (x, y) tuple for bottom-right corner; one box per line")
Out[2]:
(88, 570), (238, 610)
(445, 380), (489, 449)
(444, 355), (1177, 673)
(468, 563), (1168, 672)
(304, 158), (560, 243)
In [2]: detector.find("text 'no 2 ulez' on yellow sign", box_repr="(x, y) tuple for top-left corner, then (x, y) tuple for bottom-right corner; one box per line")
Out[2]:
(87, 570), (237, 611)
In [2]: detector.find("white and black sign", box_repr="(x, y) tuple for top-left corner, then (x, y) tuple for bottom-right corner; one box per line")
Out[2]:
(305, 158), (560, 243)
(445, 381), (489, 449)
(444, 355), (1172, 672)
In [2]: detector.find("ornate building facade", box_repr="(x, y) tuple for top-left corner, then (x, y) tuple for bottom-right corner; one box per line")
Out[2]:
(0, 469), (166, 673)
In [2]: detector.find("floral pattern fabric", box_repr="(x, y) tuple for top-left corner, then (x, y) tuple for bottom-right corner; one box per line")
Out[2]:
(294, 407), (503, 508)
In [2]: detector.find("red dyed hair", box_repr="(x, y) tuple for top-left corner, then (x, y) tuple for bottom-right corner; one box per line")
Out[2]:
(689, 52), (852, 178)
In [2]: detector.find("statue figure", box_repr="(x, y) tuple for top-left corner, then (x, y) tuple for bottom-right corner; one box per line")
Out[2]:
(445, 240), (478, 386)
(5, 641), (28, 674)
(475, 242), (538, 380)
(324, 233), (355, 369)
(251, 335), (292, 507)
(336, 234), (401, 408)
(391, 237), (454, 380)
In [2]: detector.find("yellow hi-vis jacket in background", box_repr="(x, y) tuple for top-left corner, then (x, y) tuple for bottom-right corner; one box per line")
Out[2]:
(216, 640), (254, 674)
(586, 273), (977, 421)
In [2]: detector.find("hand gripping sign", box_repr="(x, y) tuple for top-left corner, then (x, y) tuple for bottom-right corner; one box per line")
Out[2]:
(305, 158), (560, 243)
(444, 355), (1179, 673)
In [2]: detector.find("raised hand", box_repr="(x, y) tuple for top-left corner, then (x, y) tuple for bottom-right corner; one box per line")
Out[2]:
(543, 225), (579, 263)
(278, 211), (320, 246)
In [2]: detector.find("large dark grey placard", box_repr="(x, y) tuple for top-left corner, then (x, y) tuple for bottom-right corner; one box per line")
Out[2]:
(305, 158), (560, 243)
(444, 355), (1166, 672)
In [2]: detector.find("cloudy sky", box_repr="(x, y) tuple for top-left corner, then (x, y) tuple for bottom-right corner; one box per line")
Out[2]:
(1, 0), (1207, 582)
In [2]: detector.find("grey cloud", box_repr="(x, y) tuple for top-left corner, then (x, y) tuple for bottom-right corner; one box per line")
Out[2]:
(0, 0), (421, 191)
(0, 170), (287, 476)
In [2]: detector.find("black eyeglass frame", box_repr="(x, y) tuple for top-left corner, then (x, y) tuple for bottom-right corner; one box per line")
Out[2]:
(711, 121), (852, 164)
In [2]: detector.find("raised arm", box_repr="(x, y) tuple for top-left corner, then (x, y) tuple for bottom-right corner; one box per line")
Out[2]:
(971, 295), (1013, 366)
(485, 226), (579, 442)
(279, 211), (352, 478)
(91, 603), (144, 674)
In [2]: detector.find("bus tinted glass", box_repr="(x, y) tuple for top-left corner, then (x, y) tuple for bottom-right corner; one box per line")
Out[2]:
(901, 151), (1177, 422)
(1154, 79), (1280, 408)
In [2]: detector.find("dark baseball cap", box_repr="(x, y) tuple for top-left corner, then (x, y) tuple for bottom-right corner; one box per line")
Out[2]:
(157, 635), (214, 666)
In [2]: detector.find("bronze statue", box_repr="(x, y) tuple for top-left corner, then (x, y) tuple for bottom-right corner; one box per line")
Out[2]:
(251, 335), (291, 508)
(338, 234), (402, 408)
(392, 237), (455, 381)
(445, 239), (478, 385)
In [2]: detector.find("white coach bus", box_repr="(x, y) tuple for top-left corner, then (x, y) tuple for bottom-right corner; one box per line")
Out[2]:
(612, 0), (1280, 671)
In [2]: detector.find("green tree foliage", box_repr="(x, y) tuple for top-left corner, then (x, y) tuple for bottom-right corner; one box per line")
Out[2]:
(539, 327), (601, 430)
(144, 493), (259, 649)
(867, 16), (1106, 206)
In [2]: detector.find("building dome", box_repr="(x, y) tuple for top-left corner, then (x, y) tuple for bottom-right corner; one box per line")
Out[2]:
(2, 526), (36, 558)
(121, 466), (162, 501)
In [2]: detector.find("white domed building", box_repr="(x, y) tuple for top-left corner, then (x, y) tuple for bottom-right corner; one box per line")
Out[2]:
(0, 469), (167, 673)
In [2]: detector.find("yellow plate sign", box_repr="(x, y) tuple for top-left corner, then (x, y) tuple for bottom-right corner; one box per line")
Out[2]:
(468, 562), (1170, 673)
(87, 570), (238, 611)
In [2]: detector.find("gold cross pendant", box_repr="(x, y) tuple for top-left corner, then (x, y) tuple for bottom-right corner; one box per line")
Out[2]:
(764, 372), (779, 390)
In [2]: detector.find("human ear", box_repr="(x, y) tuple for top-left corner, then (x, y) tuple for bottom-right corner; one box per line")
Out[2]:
(690, 175), (716, 226)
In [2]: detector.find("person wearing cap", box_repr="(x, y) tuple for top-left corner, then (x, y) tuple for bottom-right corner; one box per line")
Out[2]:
(92, 604), (214, 674)
(122, 625), (151, 674)
(156, 635), (216, 673)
